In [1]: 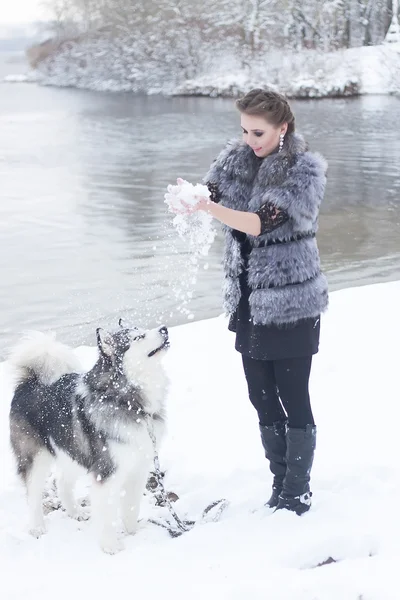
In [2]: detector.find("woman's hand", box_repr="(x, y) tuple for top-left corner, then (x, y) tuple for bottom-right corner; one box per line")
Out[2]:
(171, 195), (212, 215)
(167, 178), (213, 214)
(195, 197), (212, 212)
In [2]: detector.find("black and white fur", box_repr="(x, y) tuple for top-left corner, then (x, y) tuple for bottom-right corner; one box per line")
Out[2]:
(9, 323), (169, 554)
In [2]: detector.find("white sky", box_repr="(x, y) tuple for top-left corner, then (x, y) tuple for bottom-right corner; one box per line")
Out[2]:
(0, 0), (50, 24)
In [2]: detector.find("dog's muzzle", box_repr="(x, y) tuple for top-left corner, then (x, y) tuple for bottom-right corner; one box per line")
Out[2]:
(148, 326), (170, 357)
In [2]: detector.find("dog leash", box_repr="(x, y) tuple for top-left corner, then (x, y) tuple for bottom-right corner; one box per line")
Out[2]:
(145, 416), (229, 538)
(145, 417), (193, 535)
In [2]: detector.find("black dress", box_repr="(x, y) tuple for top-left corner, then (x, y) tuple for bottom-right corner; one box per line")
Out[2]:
(228, 235), (321, 361)
(207, 184), (321, 362)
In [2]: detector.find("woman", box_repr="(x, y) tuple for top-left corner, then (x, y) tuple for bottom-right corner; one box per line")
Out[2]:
(176, 89), (328, 515)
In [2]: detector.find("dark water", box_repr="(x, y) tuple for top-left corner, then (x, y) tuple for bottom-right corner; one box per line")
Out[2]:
(1, 71), (400, 355)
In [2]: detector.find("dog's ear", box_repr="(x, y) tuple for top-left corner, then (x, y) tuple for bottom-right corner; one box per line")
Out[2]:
(119, 318), (137, 330)
(96, 328), (115, 357)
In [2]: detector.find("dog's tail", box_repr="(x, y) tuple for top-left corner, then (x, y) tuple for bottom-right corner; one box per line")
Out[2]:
(9, 331), (81, 386)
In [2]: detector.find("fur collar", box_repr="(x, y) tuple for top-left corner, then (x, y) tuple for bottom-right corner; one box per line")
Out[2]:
(219, 132), (308, 185)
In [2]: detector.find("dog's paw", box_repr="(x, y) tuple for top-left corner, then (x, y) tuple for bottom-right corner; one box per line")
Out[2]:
(100, 537), (124, 555)
(124, 523), (138, 536)
(123, 519), (145, 536)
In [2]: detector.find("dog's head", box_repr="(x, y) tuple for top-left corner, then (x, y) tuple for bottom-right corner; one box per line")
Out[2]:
(96, 321), (170, 385)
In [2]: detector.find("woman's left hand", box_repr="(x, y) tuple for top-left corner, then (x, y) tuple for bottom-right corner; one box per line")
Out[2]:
(171, 195), (211, 215)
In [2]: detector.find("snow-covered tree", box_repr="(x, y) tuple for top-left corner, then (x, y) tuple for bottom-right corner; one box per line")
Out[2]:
(41, 0), (396, 92)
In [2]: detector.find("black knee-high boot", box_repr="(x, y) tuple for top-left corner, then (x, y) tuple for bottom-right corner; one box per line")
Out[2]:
(276, 425), (316, 515)
(259, 420), (287, 508)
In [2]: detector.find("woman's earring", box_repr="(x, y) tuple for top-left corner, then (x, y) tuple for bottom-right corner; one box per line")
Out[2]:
(279, 133), (285, 153)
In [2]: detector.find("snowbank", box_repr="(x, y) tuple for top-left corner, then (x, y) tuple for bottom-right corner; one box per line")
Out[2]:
(1, 280), (400, 599)
(176, 43), (400, 99)
(2, 72), (37, 84)
(32, 37), (400, 98)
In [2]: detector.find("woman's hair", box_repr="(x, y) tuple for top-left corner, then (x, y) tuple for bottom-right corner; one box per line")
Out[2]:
(236, 89), (295, 134)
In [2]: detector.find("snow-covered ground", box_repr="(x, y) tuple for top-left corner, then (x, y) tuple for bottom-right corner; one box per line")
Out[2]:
(176, 43), (400, 98)
(1, 72), (36, 83)
(23, 38), (400, 98)
(1, 280), (400, 598)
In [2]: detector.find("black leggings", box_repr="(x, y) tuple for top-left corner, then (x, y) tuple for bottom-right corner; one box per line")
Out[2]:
(241, 355), (315, 429)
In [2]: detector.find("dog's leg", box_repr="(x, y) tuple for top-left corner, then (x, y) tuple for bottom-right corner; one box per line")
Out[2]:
(26, 449), (53, 537)
(57, 473), (78, 518)
(122, 467), (149, 536)
(56, 454), (87, 520)
(91, 476), (123, 555)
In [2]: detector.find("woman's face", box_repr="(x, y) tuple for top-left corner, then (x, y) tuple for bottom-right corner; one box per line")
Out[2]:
(241, 114), (288, 158)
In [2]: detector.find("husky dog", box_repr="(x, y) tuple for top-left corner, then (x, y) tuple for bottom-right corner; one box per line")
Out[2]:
(9, 323), (170, 554)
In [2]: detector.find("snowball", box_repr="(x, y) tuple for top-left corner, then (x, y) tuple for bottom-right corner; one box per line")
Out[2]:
(164, 178), (217, 258)
(164, 179), (210, 211)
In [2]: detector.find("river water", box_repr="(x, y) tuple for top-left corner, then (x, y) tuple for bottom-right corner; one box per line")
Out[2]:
(1, 54), (400, 355)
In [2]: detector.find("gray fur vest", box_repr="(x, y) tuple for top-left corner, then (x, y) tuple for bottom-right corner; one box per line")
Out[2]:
(204, 132), (329, 326)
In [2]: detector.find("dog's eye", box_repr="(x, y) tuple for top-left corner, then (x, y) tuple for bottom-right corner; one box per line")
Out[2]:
(133, 334), (146, 341)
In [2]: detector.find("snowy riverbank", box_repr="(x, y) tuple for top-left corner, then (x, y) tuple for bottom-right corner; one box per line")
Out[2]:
(24, 40), (400, 99)
(175, 43), (400, 99)
(1, 280), (400, 598)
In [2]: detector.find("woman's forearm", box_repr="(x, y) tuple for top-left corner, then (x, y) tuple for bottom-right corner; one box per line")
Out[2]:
(206, 202), (261, 236)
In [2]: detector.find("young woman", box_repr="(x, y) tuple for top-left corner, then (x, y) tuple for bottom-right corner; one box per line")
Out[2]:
(175, 89), (328, 515)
